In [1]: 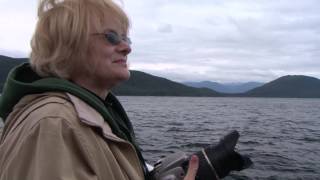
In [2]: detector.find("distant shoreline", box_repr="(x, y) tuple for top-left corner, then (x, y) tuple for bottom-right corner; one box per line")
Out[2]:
(2, 55), (320, 98)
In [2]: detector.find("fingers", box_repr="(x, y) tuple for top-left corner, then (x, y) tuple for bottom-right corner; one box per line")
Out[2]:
(184, 155), (199, 180)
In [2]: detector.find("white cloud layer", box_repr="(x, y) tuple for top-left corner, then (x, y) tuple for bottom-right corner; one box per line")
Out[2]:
(0, 0), (319, 83)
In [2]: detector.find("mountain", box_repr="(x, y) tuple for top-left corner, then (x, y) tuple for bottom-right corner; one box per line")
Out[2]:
(1, 55), (320, 98)
(112, 71), (221, 96)
(245, 75), (320, 98)
(0, 55), (221, 97)
(184, 81), (264, 93)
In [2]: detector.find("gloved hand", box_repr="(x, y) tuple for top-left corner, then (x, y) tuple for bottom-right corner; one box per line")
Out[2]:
(151, 130), (253, 180)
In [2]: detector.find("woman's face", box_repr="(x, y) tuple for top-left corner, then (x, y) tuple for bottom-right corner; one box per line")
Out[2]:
(85, 15), (131, 90)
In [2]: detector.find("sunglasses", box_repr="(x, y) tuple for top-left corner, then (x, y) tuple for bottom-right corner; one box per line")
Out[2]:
(93, 31), (132, 45)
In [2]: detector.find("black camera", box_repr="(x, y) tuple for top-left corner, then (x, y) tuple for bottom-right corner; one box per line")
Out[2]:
(151, 130), (252, 180)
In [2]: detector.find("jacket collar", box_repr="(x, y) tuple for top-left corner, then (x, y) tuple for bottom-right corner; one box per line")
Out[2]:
(66, 93), (123, 142)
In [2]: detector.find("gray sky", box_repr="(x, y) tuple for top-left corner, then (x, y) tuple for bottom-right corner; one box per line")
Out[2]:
(0, 0), (319, 83)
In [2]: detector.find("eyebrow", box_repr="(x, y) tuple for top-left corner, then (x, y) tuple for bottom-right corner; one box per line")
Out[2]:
(103, 28), (127, 36)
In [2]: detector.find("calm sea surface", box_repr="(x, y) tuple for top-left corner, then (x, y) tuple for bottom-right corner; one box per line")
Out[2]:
(118, 96), (320, 180)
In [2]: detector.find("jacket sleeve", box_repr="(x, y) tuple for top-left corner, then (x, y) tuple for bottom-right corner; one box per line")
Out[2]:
(1, 117), (97, 180)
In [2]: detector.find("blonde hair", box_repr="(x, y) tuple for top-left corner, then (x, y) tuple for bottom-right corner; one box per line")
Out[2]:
(30, 0), (130, 79)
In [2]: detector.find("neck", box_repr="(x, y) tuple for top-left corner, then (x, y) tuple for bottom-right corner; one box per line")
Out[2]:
(71, 78), (110, 99)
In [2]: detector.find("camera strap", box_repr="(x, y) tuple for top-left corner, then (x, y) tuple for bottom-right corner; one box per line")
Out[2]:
(201, 148), (220, 180)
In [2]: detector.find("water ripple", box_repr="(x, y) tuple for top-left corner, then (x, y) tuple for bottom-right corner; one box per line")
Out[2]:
(119, 97), (320, 179)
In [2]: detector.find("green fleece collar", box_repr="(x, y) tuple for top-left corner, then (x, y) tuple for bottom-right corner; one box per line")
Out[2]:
(0, 63), (130, 141)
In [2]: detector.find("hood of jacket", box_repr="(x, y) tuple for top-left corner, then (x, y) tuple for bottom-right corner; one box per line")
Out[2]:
(1, 62), (136, 139)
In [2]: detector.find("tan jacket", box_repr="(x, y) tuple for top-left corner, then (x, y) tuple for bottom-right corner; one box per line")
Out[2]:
(0, 92), (144, 180)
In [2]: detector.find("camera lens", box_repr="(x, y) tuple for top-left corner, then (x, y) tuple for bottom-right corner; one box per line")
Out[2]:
(192, 131), (252, 180)
(151, 130), (252, 180)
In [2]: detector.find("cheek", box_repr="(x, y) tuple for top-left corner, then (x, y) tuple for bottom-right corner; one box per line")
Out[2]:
(95, 51), (114, 70)
(96, 43), (114, 59)
(88, 45), (113, 67)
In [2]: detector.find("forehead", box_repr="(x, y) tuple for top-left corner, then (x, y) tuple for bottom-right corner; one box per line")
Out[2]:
(103, 17), (127, 34)
(91, 10), (128, 34)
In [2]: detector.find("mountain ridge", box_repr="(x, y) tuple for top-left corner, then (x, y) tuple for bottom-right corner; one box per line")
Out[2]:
(245, 75), (320, 98)
(184, 81), (264, 93)
(1, 55), (320, 98)
(112, 71), (221, 96)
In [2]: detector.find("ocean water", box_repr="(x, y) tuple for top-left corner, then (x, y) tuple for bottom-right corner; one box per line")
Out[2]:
(119, 96), (320, 180)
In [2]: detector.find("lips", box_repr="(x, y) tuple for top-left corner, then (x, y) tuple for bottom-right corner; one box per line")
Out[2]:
(113, 59), (127, 66)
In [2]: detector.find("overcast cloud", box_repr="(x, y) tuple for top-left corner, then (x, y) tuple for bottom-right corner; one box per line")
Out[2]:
(0, 0), (319, 83)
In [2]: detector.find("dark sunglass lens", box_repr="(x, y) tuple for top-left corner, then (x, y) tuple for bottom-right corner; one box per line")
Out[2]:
(105, 32), (120, 45)
(125, 37), (132, 45)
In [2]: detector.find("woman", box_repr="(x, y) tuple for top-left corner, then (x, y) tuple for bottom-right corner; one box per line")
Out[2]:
(0, 0), (198, 179)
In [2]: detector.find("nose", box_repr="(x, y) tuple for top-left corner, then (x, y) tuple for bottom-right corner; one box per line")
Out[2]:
(116, 41), (132, 56)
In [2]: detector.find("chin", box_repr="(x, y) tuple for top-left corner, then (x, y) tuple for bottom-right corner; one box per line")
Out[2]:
(118, 69), (131, 81)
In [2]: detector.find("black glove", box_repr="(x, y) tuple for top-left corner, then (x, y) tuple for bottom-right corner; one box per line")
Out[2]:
(151, 130), (253, 180)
